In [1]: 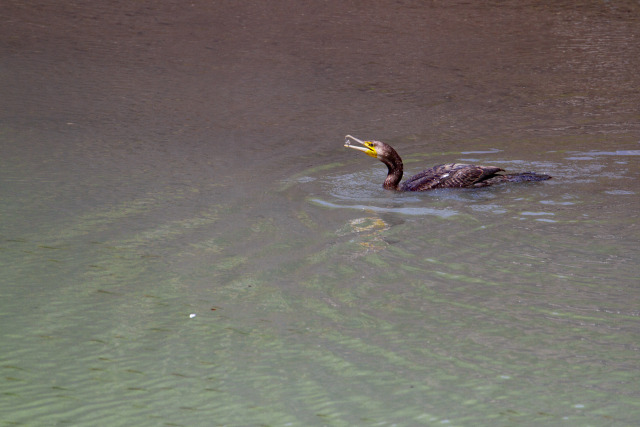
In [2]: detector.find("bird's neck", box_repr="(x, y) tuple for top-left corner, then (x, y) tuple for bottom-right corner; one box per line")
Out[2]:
(381, 153), (403, 190)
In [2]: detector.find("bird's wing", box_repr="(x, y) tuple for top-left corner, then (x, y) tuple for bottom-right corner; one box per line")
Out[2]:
(402, 164), (504, 191)
(400, 164), (448, 191)
(447, 165), (504, 188)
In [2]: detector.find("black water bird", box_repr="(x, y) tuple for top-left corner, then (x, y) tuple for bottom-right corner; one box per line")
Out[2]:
(344, 135), (551, 191)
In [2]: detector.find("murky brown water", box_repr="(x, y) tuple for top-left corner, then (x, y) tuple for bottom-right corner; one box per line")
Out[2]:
(2, 1), (639, 426)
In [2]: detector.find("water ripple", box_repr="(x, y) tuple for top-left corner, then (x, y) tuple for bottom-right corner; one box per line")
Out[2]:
(310, 198), (458, 218)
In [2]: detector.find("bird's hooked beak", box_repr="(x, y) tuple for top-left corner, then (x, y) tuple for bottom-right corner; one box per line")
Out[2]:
(344, 135), (377, 158)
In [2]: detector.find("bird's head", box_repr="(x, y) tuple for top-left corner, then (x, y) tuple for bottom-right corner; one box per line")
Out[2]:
(343, 134), (404, 190)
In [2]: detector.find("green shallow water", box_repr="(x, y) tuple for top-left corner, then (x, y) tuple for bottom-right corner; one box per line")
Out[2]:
(2, 137), (638, 425)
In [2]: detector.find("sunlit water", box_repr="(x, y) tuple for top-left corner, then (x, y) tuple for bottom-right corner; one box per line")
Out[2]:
(2, 1), (640, 426)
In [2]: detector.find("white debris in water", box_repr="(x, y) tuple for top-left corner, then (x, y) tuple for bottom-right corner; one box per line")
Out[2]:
(189, 313), (196, 318)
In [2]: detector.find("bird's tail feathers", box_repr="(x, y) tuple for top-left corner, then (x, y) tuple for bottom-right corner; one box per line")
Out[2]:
(501, 172), (552, 182)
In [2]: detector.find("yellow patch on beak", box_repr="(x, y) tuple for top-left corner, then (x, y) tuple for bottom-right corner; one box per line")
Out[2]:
(344, 135), (377, 158)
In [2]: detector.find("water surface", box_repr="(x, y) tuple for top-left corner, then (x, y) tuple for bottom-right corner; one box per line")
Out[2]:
(1, 1), (639, 426)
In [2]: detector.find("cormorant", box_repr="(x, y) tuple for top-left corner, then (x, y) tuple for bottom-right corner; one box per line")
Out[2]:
(344, 135), (551, 191)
